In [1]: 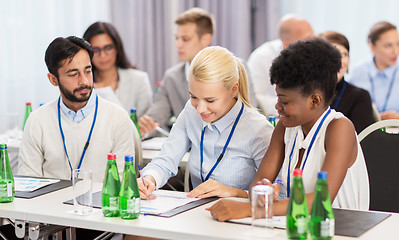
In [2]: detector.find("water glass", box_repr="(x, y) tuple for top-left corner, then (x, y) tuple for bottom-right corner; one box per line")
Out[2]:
(252, 184), (274, 229)
(72, 169), (93, 215)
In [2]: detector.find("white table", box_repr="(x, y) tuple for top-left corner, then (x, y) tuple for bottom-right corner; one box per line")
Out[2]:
(0, 184), (397, 240)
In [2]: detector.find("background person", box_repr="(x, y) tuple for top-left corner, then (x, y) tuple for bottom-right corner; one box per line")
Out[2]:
(319, 31), (375, 133)
(83, 21), (153, 117)
(349, 21), (399, 120)
(247, 14), (313, 117)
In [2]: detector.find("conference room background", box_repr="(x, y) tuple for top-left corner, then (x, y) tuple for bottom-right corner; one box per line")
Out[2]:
(1, 0), (399, 133)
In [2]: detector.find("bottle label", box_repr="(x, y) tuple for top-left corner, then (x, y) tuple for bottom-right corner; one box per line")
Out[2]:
(109, 197), (118, 211)
(321, 219), (334, 237)
(0, 183), (12, 197)
(297, 217), (308, 234)
(127, 198), (140, 214)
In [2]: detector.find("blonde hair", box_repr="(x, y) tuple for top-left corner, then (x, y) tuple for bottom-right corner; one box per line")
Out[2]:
(190, 46), (251, 107)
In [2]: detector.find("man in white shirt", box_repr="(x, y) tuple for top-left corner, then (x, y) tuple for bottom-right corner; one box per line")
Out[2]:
(18, 36), (136, 183)
(247, 14), (313, 117)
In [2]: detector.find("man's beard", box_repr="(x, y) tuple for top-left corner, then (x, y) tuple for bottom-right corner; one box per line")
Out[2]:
(59, 81), (93, 103)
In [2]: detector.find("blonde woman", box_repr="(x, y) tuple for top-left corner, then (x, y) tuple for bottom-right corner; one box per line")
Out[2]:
(139, 46), (273, 199)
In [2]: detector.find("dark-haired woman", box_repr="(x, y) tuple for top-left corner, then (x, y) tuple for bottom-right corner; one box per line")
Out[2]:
(350, 21), (399, 120)
(83, 22), (152, 117)
(319, 31), (375, 133)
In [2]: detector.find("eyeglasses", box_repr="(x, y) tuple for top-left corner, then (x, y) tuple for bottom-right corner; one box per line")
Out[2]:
(92, 44), (116, 56)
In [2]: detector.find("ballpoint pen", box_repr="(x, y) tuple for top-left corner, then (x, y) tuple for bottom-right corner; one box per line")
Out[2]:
(138, 164), (151, 200)
(155, 126), (170, 137)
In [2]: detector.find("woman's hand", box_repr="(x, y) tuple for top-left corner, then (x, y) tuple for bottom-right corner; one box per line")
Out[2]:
(137, 175), (157, 200)
(254, 178), (280, 201)
(186, 179), (247, 198)
(206, 199), (251, 222)
(138, 115), (160, 136)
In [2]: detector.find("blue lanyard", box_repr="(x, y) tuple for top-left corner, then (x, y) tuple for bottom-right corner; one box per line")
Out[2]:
(57, 95), (98, 179)
(368, 68), (397, 112)
(286, 108), (331, 197)
(332, 81), (347, 109)
(200, 102), (244, 182)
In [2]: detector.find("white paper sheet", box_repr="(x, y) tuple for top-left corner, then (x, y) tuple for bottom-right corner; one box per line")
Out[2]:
(15, 177), (60, 192)
(140, 189), (200, 215)
(141, 137), (167, 150)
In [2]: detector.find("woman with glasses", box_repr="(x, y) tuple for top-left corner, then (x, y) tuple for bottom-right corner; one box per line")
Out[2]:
(83, 22), (152, 117)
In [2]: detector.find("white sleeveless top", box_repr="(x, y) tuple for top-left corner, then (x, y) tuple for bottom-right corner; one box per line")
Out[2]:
(278, 108), (369, 210)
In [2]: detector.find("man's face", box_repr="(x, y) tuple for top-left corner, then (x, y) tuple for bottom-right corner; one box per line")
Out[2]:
(49, 50), (93, 110)
(175, 22), (209, 63)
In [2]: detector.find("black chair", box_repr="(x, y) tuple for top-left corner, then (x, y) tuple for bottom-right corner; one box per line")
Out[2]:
(358, 120), (399, 212)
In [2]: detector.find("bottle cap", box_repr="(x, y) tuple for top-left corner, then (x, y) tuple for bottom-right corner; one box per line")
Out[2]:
(107, 153), (116, 160)
(130, 108), (137, 113)
(124, 155), (134, 162)
(0, 144), (7, 149)
(268, 116), (276, 121)
(293, 169), (303, 177)
(318, 171), (328, 179)
(26, 102), (31, 106)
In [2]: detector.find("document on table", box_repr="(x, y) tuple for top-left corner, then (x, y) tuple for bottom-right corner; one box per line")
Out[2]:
(15, 177), (60, 192)
(141, 137), (167, 150)
(228, 216), (287, 229)
(141, 189), (200, 215)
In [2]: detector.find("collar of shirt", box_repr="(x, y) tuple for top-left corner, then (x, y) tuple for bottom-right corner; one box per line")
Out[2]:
(368, 58), (398, 79)
(59, 89), (97, 123)
(201, 98), (242, 133)
(185, 61), (190, 82)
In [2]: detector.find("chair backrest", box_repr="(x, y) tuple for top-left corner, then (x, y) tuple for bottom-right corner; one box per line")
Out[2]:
(358, 120), (399, 212)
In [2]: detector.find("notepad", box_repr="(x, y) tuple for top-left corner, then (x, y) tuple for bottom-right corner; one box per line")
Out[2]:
(15, 177), (60, 192)
(141, 190), (199, 215)
(141, 137), (167, 150)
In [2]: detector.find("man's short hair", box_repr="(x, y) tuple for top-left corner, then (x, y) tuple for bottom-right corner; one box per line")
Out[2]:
(175, 8), (214, 38)
(45, 36), (93, 78)
(270, 38), (342, 106)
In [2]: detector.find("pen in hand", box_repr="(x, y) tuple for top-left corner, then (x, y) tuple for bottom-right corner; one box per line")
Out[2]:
(138, 164), (152, 200)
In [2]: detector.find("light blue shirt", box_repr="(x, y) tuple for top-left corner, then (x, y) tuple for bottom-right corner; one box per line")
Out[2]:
(59, 89), (97, 123)
(349, 59), (399, 112)
(142, 99), (273, 190)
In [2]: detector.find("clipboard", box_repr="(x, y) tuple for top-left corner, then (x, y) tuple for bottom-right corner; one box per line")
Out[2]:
(15, 175), (72, 199)
(63, 191), (218, 218)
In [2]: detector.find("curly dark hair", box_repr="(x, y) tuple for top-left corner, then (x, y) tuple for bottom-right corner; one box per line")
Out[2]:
(270, 38), (342, 106)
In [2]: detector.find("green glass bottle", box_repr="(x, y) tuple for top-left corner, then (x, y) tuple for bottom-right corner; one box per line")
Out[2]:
(119, 155), (140, 219)
(0, 144), (14, 203)
(287, 169), (309, 239)
(102, 153), (121, 217)
(268, 116), (276, 127)
(22, 102), (32, 131)
(309, 171), (335, 240)
(130, 108), (141, 138)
